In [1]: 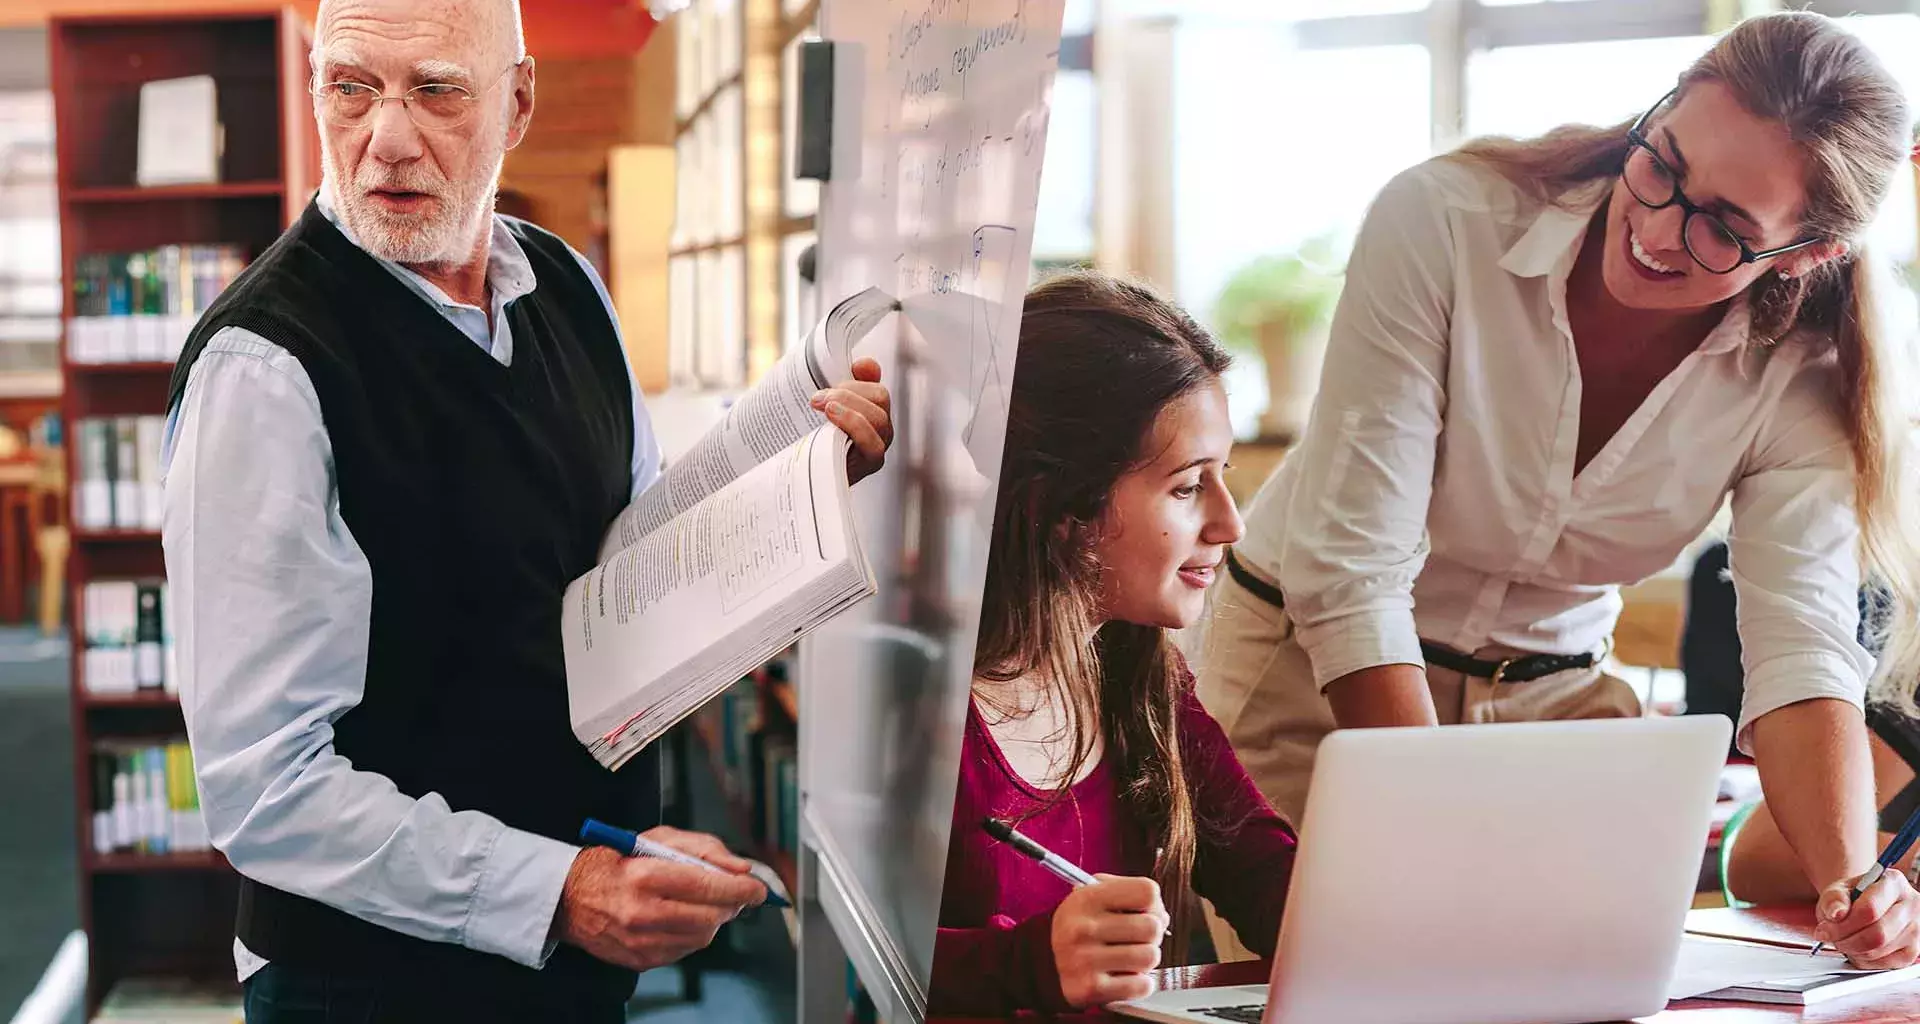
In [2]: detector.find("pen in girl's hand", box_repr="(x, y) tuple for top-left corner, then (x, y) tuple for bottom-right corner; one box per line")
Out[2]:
(982, 817), (1172, 936)
(1810, 800), (1920, 956)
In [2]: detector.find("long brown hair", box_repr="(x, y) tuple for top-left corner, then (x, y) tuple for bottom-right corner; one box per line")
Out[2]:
(1449, 11), (1920, 714)
(974, 270), (1231, 959)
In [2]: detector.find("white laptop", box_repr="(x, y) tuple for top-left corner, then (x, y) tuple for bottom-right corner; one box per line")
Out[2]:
(1114, 715), (1731, 1024)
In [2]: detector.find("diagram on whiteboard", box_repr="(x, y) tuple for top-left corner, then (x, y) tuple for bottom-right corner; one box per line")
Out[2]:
(961, 224), (1017, 448)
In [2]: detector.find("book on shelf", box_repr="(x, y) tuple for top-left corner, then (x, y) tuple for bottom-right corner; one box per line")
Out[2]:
(84, 579), (176, 695)
(68, 244), (247, 364)
(716, 677), (750, 783)
(90, 736), (209, 857)
(758, 732), (797, 855)
(136, 74), (222, 188)
(564, 287), (895, 770)
(74, 415), (165, 532)
(94, 976), (239, 1023)
(694, 664), (801, 867)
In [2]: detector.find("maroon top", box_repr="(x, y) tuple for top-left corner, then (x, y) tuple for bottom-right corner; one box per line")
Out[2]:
(928, 670), (1298, 1015)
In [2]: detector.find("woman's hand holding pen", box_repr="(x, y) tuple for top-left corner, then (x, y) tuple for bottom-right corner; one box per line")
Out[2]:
(1050, 874), (1170, 1008)
(1815, 867), (1920, 970)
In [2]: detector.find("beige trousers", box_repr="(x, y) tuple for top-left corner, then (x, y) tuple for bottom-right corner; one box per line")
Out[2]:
(1191, 565), (1644, 960)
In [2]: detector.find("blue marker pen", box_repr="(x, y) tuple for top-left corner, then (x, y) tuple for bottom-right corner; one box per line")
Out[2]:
(579, 819), (790, 910)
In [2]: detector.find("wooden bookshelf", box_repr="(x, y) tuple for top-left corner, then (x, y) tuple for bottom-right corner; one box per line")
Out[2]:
(73, 529), (163, 544)
(64, 362), (182, 377)
(51, 7), (318, 1013)
(89, 850), (231, 874)
(67, 181), (285, 203)
(81, 690), (182, 709)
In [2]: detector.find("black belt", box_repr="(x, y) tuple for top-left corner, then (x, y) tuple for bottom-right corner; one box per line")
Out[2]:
(1223, 549), (1597, 684)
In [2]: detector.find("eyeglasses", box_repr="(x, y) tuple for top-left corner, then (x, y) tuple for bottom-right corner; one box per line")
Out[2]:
(1622, 89), (1820, 275)
(312, 58), (526, 131)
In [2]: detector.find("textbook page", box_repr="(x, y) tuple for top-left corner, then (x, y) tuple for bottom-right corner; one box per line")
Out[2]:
(564, 425), (875, 769)
(599, 286), (897, 560)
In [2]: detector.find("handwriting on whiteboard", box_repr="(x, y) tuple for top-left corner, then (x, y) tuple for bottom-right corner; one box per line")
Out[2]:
(890, 0), (1034, 121)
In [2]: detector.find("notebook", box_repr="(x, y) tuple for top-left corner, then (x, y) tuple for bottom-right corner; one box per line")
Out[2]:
(1684, 906), (1821, 950)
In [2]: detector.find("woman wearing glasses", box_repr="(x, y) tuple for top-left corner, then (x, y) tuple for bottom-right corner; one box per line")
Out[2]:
(1196, 10), (1920, 968)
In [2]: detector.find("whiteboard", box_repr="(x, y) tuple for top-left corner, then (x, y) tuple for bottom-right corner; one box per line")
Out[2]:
(799, 0), (1066, 1017)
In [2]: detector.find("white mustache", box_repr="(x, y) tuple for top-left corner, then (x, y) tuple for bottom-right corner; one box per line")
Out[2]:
(356, 176), (445, 197)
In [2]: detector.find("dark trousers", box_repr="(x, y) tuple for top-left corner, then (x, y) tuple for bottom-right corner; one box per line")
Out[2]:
(242, 962), (628, 1024)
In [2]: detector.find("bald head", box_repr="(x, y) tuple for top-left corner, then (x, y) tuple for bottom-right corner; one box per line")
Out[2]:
(313, 0), (524, 80)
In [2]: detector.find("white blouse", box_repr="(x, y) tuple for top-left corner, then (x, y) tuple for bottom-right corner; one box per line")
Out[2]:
(1236, 157), (1874, 751)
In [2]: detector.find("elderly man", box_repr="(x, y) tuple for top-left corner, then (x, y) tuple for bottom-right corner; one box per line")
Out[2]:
(160, 1), (892, 1021)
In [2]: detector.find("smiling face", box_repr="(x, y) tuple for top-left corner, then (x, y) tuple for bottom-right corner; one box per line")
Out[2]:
(1089, 380), (1244, 631)
(1601, 79), (1842, 310)
(312, 0), (532, 266)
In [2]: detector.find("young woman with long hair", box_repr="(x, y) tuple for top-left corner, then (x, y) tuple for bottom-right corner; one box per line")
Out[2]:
(927, 272), (1297, 1014)
(1197, 9), (1920, 968)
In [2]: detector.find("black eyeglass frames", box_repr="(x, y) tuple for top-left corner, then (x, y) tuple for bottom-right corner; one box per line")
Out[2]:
(1620, 89), (1820, 275)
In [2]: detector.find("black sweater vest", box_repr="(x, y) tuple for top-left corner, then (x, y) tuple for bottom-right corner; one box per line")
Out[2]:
(169, 202), (656, 1010)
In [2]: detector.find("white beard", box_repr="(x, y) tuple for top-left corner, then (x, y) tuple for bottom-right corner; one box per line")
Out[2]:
(320, 134), (506, 267)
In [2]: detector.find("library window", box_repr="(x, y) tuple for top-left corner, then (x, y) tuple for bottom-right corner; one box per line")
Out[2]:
(1172, 33), (1430, 313)
(1032, 71), (1094, 263)
(669, 0), (749, 390)
(0, 89), (58, 370)
(1835, 13), (1920, 268)
(1465, 35), (1714, 141)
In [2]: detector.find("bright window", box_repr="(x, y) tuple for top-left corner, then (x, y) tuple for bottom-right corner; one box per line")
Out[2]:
(1031, 70), (1095, 262)
(1061, 0), (1096, 36)
(0, 90), (58, 365)
(1173, 34), (1429, 315)
(1173, 31), (1429, 436)
(1466, 35), (1713, 140)
(1834, 14), (1920, 269)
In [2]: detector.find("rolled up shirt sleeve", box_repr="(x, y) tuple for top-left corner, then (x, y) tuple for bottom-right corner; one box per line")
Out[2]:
(1727, 358), (1874, 754)
(162, 328), (579, 968)
(1271, 166), (1454, 688)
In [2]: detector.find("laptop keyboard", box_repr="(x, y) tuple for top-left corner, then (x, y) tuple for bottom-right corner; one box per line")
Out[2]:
(1196, 1006), (1266, 1023)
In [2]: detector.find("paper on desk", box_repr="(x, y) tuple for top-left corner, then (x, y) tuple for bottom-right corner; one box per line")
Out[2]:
(1668, 936), (1872, 1000)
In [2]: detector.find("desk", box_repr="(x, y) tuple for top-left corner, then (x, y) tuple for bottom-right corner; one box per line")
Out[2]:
(925, 908), (1920, 1023)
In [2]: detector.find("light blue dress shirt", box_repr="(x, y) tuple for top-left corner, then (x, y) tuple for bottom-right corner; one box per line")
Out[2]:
(160, 194), (663, 981)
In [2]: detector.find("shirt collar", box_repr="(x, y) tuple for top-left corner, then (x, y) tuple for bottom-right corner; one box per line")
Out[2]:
(1496, 179), (1609, 281)
(314, 187), (539, 312)
(1497, 177), (1752, 355)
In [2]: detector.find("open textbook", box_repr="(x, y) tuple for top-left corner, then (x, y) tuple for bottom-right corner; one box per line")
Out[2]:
(563, 287), (896, 770)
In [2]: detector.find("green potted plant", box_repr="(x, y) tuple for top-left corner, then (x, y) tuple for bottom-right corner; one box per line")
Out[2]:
(1212, 236), (1346, 441)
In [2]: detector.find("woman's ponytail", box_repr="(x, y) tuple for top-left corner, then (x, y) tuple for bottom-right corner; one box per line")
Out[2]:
(1831, 253), (1920, 715)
